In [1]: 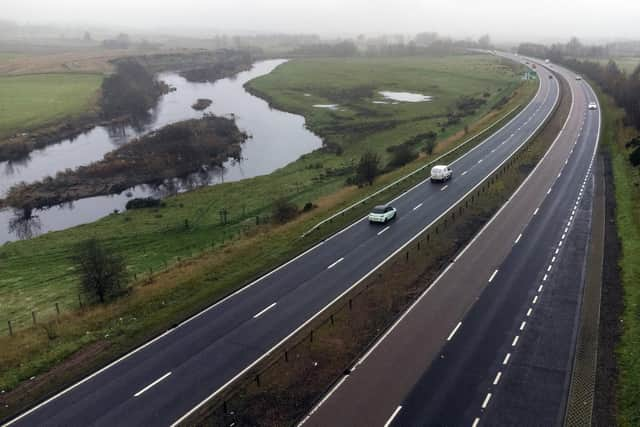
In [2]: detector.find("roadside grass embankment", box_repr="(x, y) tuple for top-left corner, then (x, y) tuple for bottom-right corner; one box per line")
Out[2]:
(594, 88), (640, 426)
(188, 69), (569, 427)
(0, 54), (534, 420)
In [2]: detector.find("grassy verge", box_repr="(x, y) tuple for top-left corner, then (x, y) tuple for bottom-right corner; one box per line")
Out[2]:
(0, 73), (102, 140)
(595, 88), (640, 425)
(191, 68), (570, 427)
(0, 55), (534, 420)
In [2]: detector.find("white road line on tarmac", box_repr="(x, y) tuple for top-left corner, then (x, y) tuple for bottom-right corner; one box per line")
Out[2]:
(377, 226), (390, 236)
(253, 302), (277, 319)
(482, 393), (492, 409)
(134, 372), (172, 397)
(327, 258), (344, 269)
(447, 322), (462, 341)
(384, 406), (403, 427)
(488, 269), (498, 283)
(493, 371), (502, 385)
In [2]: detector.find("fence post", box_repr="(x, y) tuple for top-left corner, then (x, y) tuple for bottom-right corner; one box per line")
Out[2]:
(78, 293), (83, 308)
(7, 320), (12, 336)
(256, 374), (261, 387)
(55, 302), (60, 316)
(309, 330), (314, 343)
(285, 351), (289, 362)
(32, 311), (37, 325)
(330, 314), (335, 326)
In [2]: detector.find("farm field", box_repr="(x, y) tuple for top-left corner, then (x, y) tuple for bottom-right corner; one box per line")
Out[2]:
(0, 73), (102, 139)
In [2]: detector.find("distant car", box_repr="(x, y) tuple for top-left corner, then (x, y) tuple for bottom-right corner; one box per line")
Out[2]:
(431, 165), (452, 182)
(368, 204), (397, 224)
(588, 102), (598, 110)
(576, 75), (582, 80)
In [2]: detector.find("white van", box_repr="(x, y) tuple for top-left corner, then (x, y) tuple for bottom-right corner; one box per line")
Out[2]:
(430, 165), (452, 182)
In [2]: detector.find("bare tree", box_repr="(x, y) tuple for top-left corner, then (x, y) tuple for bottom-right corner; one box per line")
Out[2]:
(74, 238), (128, 304)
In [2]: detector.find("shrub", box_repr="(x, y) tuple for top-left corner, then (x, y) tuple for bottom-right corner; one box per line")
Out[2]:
(355, 150), (381, 186)
(272, 197), (299, 223)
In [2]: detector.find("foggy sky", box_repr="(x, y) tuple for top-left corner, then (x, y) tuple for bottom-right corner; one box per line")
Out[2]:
(4, 0), (640, 43)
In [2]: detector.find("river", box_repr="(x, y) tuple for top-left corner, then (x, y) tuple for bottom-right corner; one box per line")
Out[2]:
(0, 59), (323, 244)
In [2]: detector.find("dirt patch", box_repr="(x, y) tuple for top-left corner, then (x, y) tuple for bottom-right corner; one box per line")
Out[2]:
(592, 147), (623, 426)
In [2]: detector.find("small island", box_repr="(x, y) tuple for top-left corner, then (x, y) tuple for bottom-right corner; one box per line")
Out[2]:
(192, 98), (213, 111)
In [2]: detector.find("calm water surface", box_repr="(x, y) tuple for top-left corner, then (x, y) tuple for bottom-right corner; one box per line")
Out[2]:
(0, 59), (323, 244)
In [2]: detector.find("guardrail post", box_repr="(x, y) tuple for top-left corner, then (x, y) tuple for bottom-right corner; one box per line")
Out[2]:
(285, 351), (289, 362)
(405, 252), (409, 262)
(330, 314), (335, 326)
(223, 401), (228, 414)
(349, 299), (353, 310)
(310, 330), (314, 343)
(256, 374), (261, 387)
(7, 320), (12, 336)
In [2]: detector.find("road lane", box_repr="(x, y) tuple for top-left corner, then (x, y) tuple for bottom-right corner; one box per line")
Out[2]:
(5, 57), (559, 427)
(304, 58), (598, 427)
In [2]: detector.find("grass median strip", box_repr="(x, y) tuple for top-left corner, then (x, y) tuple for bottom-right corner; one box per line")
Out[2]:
(183, 70), (570, 426)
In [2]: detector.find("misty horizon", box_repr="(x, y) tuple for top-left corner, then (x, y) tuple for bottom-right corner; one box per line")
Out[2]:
(3, 0), (640, 44)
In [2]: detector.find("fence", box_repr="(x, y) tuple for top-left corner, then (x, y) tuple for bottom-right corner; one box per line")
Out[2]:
(300, 102), (525, 238)
(181, 86), (564, 425)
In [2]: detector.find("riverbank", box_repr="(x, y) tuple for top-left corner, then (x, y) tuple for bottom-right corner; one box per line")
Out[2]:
(0, 49), (256, 162)
(3, 115), (247, 209)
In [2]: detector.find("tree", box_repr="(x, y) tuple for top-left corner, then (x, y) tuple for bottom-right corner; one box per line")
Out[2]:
(356, 151), (381, 185)
(83, 31), (92, 42)
(74, 238), (128, 304)
(478, 34), (492, 49)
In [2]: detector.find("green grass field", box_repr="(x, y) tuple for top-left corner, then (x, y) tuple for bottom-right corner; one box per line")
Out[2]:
(0, 73), (102, 139)
(598, 89), (640, 425)
(0, 54), (535, 408)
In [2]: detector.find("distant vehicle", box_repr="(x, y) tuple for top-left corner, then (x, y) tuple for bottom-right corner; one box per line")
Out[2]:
(576, 75), (582, 80)
(431, 165), (452, 182)
(368, 204), (397, 224)
(548, 75), (553, 79)
(588, 102), (598, 110)
(545, 58), (550, 63)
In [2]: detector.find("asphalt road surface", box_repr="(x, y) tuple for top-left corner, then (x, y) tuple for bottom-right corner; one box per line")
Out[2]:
(303, 60), (600, 427)
(5, 57), (559, 427)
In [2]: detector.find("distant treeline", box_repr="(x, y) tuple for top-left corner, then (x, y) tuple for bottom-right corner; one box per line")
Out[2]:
(101, 59), (168, 119)
(518, 39), (640, 130)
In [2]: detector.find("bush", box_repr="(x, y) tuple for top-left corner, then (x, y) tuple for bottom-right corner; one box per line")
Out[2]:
(125, 197), (163, 210)
(272, 197), (299, 223)
(73, 239), (128, 304)
(388, 144), (418, 168)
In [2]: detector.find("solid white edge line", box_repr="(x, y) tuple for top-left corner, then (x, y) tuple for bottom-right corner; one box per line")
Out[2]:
(253, 302), (277, 319)
(447, 322), (463, 341)
(383, 406), (403, 427)
(133, 372), (172, 397)
(298, 375), (349, 426)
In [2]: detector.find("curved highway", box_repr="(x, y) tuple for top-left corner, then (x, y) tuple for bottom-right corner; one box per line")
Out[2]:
(5, 57), (559, 427)
(303, 58), (600, 426)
